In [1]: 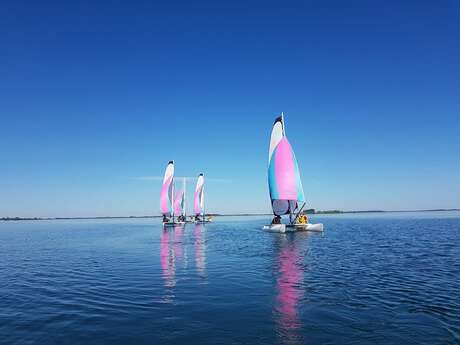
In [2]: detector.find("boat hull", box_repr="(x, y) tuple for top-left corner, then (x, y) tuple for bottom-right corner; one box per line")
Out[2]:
(263, 223), (324, 232)
(193, 220), (212, 224)
(163, 222), (185, 227)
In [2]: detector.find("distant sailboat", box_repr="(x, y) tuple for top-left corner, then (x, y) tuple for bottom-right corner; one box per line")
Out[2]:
(173, 178), (186, 223)
(160, 161), (176, 226)
(193, 173), (212, 223)
(264, 114), (323, 232)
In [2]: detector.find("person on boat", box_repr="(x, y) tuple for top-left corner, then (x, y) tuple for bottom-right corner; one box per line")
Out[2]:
(162, 215), (170, 223)
(297, 214), (307, 224)
(195, 215), (201, 222)
(271, 215), (281, 224)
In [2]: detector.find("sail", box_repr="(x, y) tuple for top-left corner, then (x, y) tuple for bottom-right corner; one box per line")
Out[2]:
(194, 174), (204, 216)
(160, 161), (174, 216)
(173, 189), (185, 216)
(268, 115), (305, 216)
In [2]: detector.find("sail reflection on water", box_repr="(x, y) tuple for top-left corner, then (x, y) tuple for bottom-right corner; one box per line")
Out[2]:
(160, 225), (187, 286)
(194, 224), (206, 277)
(173, 224), (185, 265)
(160, 228), (176, 287)
(274, 233), (309, 344)
(160, 224), (206, 288)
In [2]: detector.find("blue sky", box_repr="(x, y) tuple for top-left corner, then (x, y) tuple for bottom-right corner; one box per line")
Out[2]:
(1, 0), (459, 217)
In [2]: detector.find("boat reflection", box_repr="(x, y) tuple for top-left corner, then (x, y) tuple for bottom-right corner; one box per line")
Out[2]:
(160, 224), (187, 288)
(274, 232), (310, 345)
(160, 227), (176, 287)
(194, 224), (206, 277)
(173, 224), (185, 265)
(160, 224), (206, 289)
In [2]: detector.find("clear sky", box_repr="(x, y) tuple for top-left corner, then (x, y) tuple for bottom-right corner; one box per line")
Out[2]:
(1, 0), (459, 217)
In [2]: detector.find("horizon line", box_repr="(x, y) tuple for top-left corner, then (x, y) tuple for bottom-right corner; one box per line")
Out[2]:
(2, 208), (460, 221)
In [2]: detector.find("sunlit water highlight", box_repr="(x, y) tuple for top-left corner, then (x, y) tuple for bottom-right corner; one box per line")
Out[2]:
(1, 212), (459, 344)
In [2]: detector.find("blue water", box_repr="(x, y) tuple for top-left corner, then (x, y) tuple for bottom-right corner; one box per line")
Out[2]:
(1, 212), (459, 345)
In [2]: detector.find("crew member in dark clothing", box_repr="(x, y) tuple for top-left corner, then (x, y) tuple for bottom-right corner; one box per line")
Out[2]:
(271, 215), (281, 224)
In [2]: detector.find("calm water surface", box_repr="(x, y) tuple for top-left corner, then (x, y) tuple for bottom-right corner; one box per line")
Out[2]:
(1, 213), (459, 345)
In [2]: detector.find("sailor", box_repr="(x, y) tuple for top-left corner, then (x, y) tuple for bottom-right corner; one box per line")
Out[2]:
(162, 215), (170, 223)
(296, 214), (308, 224)
(271, 215), (281, 224)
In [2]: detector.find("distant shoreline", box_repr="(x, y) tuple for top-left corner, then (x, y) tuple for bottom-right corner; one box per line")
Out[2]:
(1, 209), (459, 221)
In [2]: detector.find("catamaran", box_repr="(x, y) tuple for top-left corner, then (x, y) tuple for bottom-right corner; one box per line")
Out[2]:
(263, 114), (323, 232)
(160, 161), (177, 227)
(193, 173), (212, 223)
(173, 178), (187, 224)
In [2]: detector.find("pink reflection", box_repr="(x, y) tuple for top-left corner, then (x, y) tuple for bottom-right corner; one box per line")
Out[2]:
(173, 225), (184, 260)
(160, 229), (175, 287)
(275, 235), (307, 345)
(194, 224), (206, 276)
(277, 241), (303, 330)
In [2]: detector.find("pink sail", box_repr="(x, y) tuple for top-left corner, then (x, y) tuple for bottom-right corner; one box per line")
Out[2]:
(173, 189), (185, 216)
(268, 115), (305, 216)
(194, 174), (204, 216)
(160, 161), (174, 216)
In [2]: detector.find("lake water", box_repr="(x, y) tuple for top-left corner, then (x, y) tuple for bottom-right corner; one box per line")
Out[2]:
(1, 212), (459, 345)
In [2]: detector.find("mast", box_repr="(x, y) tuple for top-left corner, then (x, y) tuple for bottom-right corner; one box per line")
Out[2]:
(282, 112), (294, 223)
(183, 177), (186, 219)
(281, 111), (285, 135)
(171, 161), (175, 223)
(202, 181), (205, 220)
(171, 175), (175, 222)
(282, 112), (293, 224)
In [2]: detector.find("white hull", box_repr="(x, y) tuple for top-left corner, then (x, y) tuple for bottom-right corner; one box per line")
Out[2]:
(163, 222), (185, 227)
(263, 223), (324, 232)
(193, 220), (213, 224)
